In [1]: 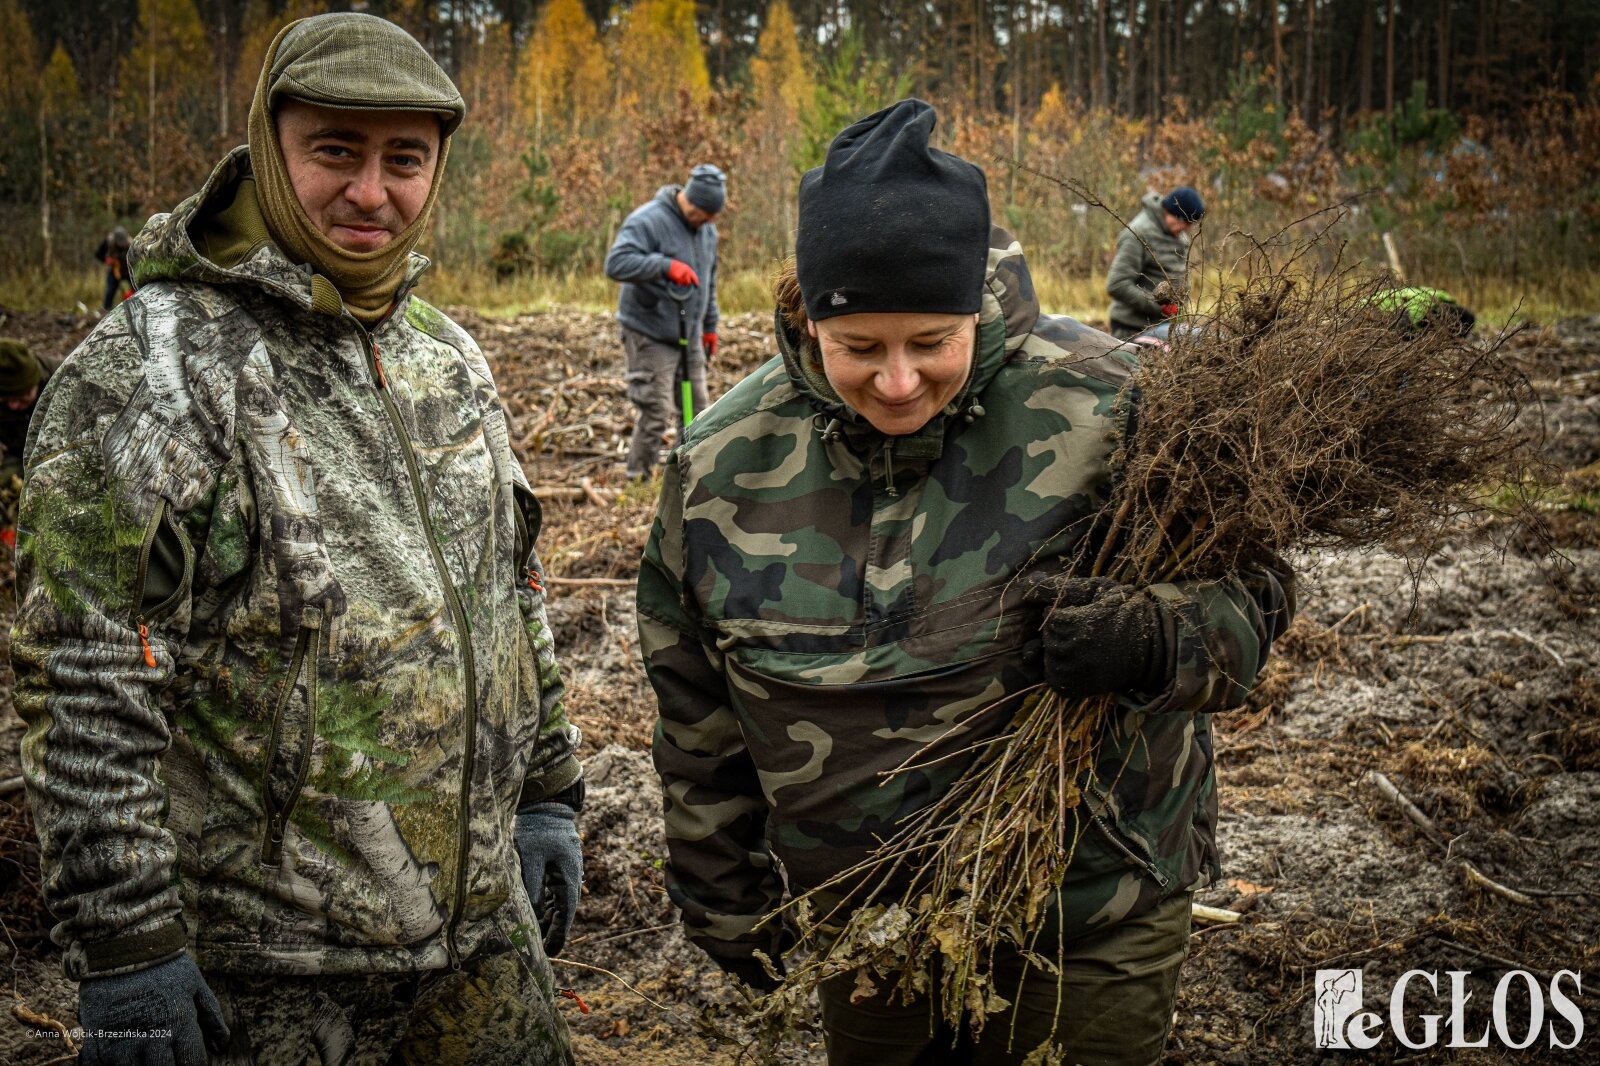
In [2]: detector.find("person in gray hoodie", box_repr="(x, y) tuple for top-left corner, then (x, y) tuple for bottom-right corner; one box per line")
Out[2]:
(604, 164), (725, 480)
(1106, 186), (1203, 340)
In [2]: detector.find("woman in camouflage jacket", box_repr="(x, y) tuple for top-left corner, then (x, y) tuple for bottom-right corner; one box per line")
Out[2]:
(639, 101), (1292, 1065)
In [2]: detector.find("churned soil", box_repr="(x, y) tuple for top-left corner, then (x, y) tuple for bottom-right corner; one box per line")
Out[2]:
(2, 305), (1597, 1065)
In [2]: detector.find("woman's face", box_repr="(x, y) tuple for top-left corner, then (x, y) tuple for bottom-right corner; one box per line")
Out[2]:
(809, 312), (978, 436)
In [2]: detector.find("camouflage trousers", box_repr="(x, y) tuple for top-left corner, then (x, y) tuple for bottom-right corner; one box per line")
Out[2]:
(622, 326), (708, 480)
(206, 943), (575, 1066)
(816, 891), (1192, 1066)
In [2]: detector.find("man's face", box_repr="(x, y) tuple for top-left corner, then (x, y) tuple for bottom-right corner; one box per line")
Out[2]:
(275, 99), (441, 253)
(1163, 211), (1193, 237)
(810, 312), (978, 436)
(2, 384), (40, 412)
(675, 189), (719, 229)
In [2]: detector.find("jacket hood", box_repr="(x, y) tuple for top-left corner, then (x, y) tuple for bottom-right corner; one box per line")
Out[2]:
(775, 225), (1041, 455)
(130, 146), (430, 316)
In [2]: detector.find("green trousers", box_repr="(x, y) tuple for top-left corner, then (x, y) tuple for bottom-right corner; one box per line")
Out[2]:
(206, 943), (574, 1066)
(816, 891), (1192, 1066)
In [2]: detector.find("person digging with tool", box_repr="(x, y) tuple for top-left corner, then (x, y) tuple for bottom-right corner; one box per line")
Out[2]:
(605, 162), (725, 481)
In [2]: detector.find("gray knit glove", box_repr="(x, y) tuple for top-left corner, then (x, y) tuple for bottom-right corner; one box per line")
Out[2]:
(515, 802), (583, 957)
(76, 951), (229, 1066)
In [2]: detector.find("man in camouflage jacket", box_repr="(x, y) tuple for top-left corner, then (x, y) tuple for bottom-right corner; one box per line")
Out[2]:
(13, 14), (579, 1065)
(639, 103), (1290, 1064)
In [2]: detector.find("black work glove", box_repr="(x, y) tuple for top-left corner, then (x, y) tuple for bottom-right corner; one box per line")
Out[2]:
(76, 951), (229, 1066)
(515, 801), (583, 957)
(1023, 575), (1173, 699)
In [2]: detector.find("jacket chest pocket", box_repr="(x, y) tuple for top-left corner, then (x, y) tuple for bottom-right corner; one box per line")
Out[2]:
(259, 606), (323, 868)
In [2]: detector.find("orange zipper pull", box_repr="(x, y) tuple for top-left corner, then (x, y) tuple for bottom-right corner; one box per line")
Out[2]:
(558, 988), (591, 1014)
(138, 623), (158, 669)
(372, 342), (388, 390)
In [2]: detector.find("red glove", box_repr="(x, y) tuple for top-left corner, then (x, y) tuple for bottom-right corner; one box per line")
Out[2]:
(1160, 303), (1180, 317)
(666, 260), (700, 287)
(703, 332), (718, 358)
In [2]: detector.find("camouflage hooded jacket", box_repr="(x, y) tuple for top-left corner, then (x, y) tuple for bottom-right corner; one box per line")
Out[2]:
(639, 228), (1293, 971)
(12, 147), (581, 981)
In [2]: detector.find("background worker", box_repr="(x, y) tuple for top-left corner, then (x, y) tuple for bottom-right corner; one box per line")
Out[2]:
(94, 225), (133, 311)
(1370, 285), (1477, 337)
(13, 13), (581, 1065)
(604, 162), (724, 481)
(1106, 186), (1204, 340)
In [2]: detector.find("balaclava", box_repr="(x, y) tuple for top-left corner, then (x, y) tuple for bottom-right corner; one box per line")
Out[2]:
(246, 13), (465, 323)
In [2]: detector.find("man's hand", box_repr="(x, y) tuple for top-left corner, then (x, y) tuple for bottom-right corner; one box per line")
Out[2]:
(1160, 303), (1180, 317)
(666, 260), (700, 287)
(703, 332), (718, 358)
(515, 802), (583, 956)
(1023, 575), (1172, 699)
(76, 952), (229, 1066)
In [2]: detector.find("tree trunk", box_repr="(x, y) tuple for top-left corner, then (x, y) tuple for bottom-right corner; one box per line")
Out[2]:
(1302, 0), (1316, 121)
(39, 103), (51, 274)
(1095, 0), (1108, 111)
(1124, 0), (1138, 116)
(1437, 0), (1451, 110)
(1359, 1), (1374, 113)
(1385, 0), (1396, 114)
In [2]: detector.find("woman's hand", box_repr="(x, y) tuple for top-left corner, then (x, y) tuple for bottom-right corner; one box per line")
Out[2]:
(1023, 575), (1172, 699)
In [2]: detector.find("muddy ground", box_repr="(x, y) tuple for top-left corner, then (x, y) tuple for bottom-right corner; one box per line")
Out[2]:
(1, 305), (1597, 1065)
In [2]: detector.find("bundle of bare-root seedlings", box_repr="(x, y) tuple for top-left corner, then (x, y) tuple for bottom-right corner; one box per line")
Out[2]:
(736, 223), (1546, 1055)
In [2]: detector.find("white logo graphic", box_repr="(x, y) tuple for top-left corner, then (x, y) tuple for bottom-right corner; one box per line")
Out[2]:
(1316, 969), (1362, 1048)
(1312, 968), (1585, 1051)
(829, 292), (848, 306)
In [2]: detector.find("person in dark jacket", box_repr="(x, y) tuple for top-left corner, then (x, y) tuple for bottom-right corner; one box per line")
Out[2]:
(1106, 187), (1204, 339)
(640, 100), (1291, 1066)
(604, 164), (724, 480)
(94, 226), (133, 311)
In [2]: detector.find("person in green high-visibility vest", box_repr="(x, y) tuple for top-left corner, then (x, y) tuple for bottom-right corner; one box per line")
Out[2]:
(1371, 286), (1477, 338)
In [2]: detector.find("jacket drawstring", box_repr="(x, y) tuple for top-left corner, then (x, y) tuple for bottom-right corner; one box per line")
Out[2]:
(882, 440), (898, 497)
(819, 417), (843, 444)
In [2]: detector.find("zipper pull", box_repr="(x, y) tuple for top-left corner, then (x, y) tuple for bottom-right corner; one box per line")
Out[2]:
(137, 623), (158, 669)
(372, 341), (388, 390)
(525, 566), (544, 593)
(558, 988), (591, 1014)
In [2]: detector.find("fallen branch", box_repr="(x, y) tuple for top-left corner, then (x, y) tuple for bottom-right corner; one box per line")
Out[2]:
(1361, 770), (1445, 846)
(546, 576), (636, 588)
(533, 484), (617, 504)
(10, 1000), (77, 1054)
(1191, 902), (1244, 925)
(0, 777), (23, 799)
(1361, 770), (1539, 907)
(549, 957), (681, 1016)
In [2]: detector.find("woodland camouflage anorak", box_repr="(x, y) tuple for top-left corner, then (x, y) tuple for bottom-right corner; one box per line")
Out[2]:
(639, 227), (1293, 974)
(12, 148), (581, 987)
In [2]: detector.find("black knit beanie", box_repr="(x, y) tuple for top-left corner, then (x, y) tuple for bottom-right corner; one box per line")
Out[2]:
(796, 99), (989, 322)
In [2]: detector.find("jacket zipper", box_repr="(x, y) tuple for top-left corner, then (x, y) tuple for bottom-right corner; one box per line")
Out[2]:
(258, 606), (322, 867)
(130, 499), (194, 670)
(361, 326), (479, 970)
(1085, 780), (1171, 888)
